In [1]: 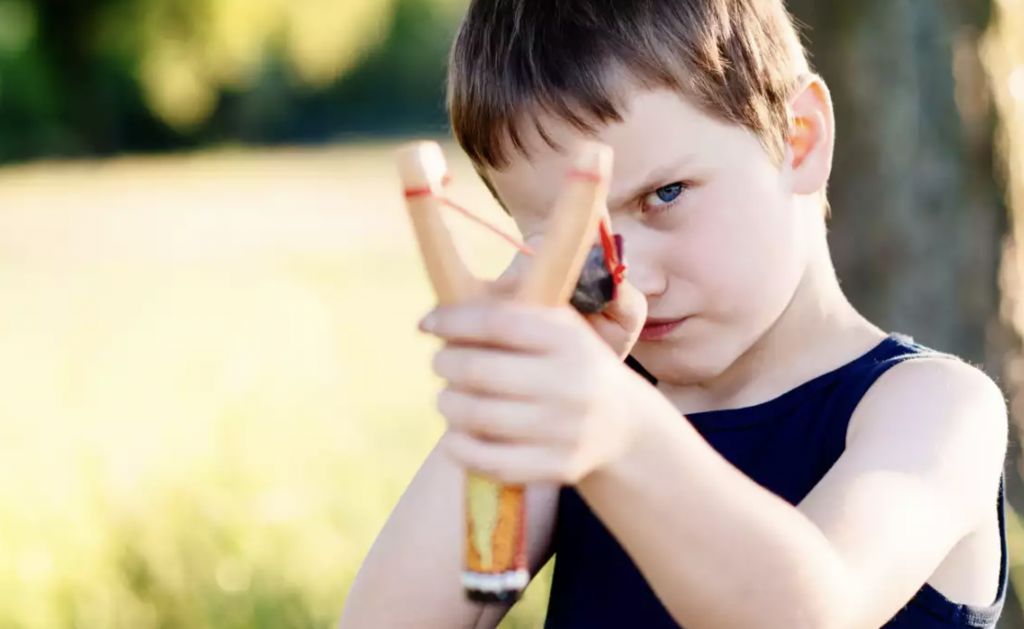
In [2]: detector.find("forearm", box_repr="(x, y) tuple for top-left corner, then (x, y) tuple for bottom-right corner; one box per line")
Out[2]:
(576, 396), (855, 629)
(340, 436), (491, 629)
(340, 433), (559, 629)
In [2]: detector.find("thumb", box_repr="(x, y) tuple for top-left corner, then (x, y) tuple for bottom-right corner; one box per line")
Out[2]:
(603, 279), (648, 332)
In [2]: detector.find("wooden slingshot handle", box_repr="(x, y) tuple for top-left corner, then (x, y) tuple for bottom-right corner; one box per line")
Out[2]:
(396, 140), (613, 602)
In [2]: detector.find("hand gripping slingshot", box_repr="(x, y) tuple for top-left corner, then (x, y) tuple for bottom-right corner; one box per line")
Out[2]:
(396, 140), (622, 602)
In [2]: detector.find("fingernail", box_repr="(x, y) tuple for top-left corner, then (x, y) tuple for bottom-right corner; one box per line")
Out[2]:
(419, 312), (437, 333)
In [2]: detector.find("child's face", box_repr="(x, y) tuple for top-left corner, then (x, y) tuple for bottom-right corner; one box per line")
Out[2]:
(486, 86), (818, 385)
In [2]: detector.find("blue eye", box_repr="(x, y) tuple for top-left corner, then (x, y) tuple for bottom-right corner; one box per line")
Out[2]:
(642, 183), (687, 211)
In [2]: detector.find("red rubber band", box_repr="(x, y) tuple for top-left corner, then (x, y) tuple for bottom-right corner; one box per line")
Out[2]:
(598, 219), (626, 285)
(402, 175), (534, 255)
(403, 171), (625, 285)
(440, 197), (535, 255)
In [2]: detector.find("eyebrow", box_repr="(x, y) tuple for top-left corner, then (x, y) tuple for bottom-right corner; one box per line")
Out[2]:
(607, 154), (697, 210)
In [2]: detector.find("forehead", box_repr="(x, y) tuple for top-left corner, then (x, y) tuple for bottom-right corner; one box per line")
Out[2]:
(484, 87), (743, 217)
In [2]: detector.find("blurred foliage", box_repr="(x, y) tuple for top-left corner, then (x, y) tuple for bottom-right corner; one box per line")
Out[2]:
(0, 0), (464, 165)
(0, 144), (544, 628)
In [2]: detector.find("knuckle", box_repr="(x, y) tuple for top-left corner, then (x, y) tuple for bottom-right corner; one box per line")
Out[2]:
(554, 415), (583, 446)
(479, 308), (510, 342)
(551, 457), (578, 485)
(441, 430), (470, 462)
(563, 381), (593, 414)
(528, 405), (562, 442)
(462, 398), (488, 433)
(432, 348), (454, 379)
(460, 353), (489, 391)
(440, 389), (492, 434)
(436, 388), (460, 419)
(436, 348), (487, 391)
(563, 459), (585, 485)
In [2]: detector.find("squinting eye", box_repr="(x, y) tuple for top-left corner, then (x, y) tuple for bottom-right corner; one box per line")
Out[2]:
(642, 183), (686, 210)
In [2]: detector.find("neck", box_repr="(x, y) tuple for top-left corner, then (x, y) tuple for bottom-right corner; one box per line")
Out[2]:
(658, 216), (886, 414)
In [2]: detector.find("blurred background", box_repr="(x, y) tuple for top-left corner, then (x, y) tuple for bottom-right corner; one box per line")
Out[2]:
(0, 0), (1022, 627)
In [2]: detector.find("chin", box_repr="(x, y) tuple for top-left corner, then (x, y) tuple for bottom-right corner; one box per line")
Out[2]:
(632, 337), (737, 386)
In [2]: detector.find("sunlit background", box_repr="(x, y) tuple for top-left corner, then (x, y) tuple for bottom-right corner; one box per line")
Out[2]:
(0, 1), (1023, 628)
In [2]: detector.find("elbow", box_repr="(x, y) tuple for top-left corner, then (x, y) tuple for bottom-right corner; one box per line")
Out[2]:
(774, 561), (858, 629)
(719, 561), (857, 629)
(740, 592), (850, 629)
(777, 598), (851, 629)
(665, 590), (850, 629)
(657, 538), (860, 629)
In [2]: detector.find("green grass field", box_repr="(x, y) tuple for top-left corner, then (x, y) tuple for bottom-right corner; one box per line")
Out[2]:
(0, 142), (1021, 629)
(0, 143), (551, 629)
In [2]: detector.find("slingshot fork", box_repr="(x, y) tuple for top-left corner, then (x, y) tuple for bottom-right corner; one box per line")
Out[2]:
(396, 140), (613, 602)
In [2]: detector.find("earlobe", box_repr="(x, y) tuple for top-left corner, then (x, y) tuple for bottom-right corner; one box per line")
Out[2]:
(786, 77), (835, 197)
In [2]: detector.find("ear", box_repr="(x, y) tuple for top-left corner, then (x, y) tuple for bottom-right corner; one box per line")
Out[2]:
(785, 75), (835, 197)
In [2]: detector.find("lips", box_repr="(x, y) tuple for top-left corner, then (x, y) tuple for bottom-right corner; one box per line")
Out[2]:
(639, 317), (688, 342)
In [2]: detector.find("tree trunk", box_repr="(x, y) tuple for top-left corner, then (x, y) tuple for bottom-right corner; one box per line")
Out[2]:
(31, 0), (120, 156)
(784, 1), (1019, 626)
(984, 0), (1024, 623)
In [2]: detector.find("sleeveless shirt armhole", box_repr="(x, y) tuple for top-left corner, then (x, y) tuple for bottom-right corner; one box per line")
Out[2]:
(905, 476), (1008, 627)
(818, 340), (1008, 627)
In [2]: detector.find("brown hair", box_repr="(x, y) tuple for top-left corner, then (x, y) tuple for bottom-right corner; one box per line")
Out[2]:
(447, 0), (811, 172)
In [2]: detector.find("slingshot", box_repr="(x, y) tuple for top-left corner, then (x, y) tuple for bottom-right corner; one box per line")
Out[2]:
(396, 140), (617, 602)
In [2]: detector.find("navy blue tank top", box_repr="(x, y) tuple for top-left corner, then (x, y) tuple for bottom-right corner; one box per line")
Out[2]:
(544, 334), (1007, 628)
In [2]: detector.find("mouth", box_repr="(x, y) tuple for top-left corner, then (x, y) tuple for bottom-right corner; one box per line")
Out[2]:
(639, 317), (689, 342)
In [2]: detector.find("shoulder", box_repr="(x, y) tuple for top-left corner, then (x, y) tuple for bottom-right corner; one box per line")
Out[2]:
(849, 353), (1007, 444)
(846, 353), (1008, 518)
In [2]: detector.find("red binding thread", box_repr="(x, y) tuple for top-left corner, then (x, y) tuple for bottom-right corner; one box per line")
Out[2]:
(403, 171), (625, 285)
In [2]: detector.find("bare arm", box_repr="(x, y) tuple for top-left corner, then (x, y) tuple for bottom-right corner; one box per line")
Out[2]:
(576, 357), (1008, 629)
(339, 431), (560, 629)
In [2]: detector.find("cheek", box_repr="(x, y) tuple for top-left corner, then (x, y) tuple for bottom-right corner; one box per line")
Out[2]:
(684, 179), (804, 314)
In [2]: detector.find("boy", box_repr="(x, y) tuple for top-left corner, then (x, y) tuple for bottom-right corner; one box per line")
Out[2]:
(340, 1), (1009, 628)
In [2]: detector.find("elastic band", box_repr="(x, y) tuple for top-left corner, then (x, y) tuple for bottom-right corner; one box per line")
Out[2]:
(403, 175), (533, 255)
(598, 219), (626, 285)
(402, 170), (625, 284)
(442, 197), (535, 255)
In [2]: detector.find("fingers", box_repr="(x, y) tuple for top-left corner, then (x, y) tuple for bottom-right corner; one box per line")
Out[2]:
(419, 301), (576, 352)
(582, 280), (648, 358)
(443, 432), (584, 485)
(438, 388), (576, 445)
(431, 345), (564, 398)
(603, 279), (648, 331)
